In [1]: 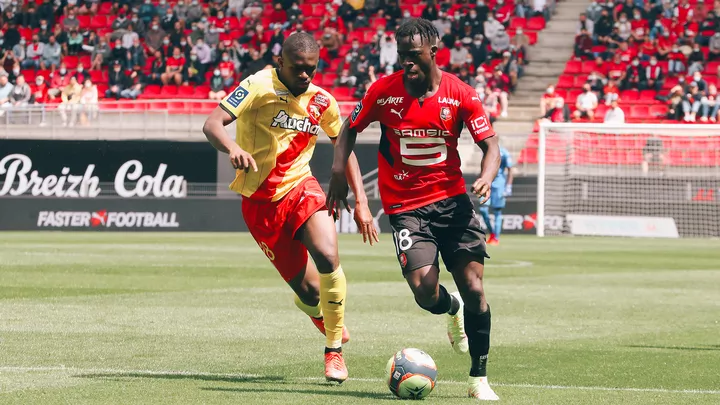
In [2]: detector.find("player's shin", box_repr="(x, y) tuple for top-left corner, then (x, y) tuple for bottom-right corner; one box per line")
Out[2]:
(319, 266), (346, 351)
(493, 209), (503, 239)
(465, 304), (491, 377)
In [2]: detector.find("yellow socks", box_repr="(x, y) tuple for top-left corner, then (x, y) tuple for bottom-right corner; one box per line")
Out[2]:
(319, 266), (346, 349)
(294, 294), (322, 319)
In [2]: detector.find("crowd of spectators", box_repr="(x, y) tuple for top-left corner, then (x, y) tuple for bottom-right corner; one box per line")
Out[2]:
(0, 0), (552, 122)
(545, 0), (720, 123)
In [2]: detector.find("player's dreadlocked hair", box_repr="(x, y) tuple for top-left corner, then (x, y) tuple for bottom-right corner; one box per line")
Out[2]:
(395, 18), (440, 45)
(282, 32), (320, 56)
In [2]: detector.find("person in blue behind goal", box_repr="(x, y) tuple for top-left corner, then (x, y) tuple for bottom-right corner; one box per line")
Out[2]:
(479, 146), (513, 246)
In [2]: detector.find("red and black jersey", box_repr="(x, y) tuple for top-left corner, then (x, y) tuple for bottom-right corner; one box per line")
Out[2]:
(349, 71), (495, 215)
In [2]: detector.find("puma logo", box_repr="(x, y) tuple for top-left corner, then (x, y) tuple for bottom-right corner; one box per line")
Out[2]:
(328, 299), (344, 306)
(390, 108), (403, 119)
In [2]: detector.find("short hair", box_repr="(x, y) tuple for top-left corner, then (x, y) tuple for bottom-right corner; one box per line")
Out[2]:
(282, 32), (319, 56)
(395, 18), (440, 46)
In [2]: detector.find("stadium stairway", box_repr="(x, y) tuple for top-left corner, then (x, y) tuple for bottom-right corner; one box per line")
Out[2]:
(465, 0), (587, 174)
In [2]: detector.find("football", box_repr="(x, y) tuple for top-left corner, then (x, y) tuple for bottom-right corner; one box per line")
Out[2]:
(385, 348), (438, 400)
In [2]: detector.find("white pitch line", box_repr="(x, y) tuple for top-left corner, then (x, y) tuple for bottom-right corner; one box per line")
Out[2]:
(1, 366), (719, 395)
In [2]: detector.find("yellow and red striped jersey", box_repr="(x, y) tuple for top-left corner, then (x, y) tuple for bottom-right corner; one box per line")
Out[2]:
(220, 69), (342, 202)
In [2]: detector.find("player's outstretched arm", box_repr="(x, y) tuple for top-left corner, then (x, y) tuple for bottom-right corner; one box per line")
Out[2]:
(326, 119), (357, 213)
(202, 106), (257, 173)
(472, 135), (501, 205)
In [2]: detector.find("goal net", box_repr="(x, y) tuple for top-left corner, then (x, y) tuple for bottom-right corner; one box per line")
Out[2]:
(537, 123), (720, 238)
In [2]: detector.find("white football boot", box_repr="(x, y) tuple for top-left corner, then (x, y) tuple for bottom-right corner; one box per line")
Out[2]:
(447, 291), (469, 354)
(468, 376), (500, 400)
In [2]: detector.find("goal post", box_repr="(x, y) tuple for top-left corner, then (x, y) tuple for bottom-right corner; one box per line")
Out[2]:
(537, 122), (720, 238)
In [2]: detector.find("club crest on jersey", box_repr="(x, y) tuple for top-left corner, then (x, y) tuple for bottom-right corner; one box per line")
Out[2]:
(440, 107), (451, 121)
(438, 97), (460, 106)
(271, 110), (321, 135)
(313, 93), (330, 107)
(399, 252), (408, 268)
(377, 96), (404, 106)
(226, 85), (249, 108)
(351, 101), (363, 122)
(308, 104), (321, 120)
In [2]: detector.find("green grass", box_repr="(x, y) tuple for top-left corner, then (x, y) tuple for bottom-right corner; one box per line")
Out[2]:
(1, 232), (719, 404)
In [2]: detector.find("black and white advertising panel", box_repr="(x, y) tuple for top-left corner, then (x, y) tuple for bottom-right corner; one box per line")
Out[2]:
(0, 140), (217, 198)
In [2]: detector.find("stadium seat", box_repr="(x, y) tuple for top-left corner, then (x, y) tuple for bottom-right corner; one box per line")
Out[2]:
(630, 105), (650, 119)
(564, 60), (582, 74)
(304, 18), (321, 31)
(509, 17), (526, 30)
(160, 86), (178, 99)
(320, 73), (337, 87)
(332, 86), (355, 101)
(518, 147), (538, 164)
(526, 16), (546, 31)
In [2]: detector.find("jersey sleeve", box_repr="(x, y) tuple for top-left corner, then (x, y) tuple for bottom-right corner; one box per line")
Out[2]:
(348, 81), (380, 132)
(459, 88), (496, 143)
(320, 95), (343, 139)
(219, 78), (258, 119)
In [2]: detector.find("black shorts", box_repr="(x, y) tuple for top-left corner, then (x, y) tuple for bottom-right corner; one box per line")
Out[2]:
(388, 193), (489, 274)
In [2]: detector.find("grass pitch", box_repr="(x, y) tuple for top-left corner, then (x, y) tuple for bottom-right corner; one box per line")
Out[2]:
(0, 232), (719, 404)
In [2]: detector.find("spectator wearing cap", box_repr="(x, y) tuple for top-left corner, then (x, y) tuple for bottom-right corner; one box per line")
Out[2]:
(450, 41), (469, 72)
(490, 27), (510, 59)
(107, 61), (130, 99)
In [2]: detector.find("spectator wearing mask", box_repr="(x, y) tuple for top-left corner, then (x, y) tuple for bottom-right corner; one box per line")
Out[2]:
(470, 34), (489, 66)
(162, 47), (185, 86)
(23, 35), (44, 69)
(80, 78), (99, 123)
(498, 51), (520, 90)
(483, 86), (500, 120)
(691, 72), (707, 94)
(145, 22), (166, 55)
(148, 51), (165, 85)
(184, 51), (205, 85)
(31, 75), (49, 105)
(127, 38), (146, 70)
(90, 37), (111, 71)
(139, 0), (157, 25)
(484, 15), (503, 40)
(106, 61), (129, 99)
(216, 51), (235, 87)
(63, 10), (81, 32)
(615, 13), (632, 41)
(12, 38), (25, 65)
(435, 41), (451, 70)
(111, 11), (131, 41)
(574, 84), (598, 119)
(667, 44), (686, 76)
(586, 0), (604, 22)
(622, 57), (645, 90)
(488, 68), (510, 117)
(586, 71), (605, 94)
(208, 69), (226, 100)
(450, 41), (469, 72)
(645, 57), (664, 91)
(8, 63), (21, 84)
(463, 9), (483, 36)
(379, 33), (398, 71)
(511, 28), (530, 62)
(74, 63), (89, 84)
(131, 13), (147, 37)
(541, 98), (571, 123)
(630, 10), (649, 42)
(603, 99), (625, 123)
(458, 67), (476, 87)
(193, 38), (212, 65)
(335, 68), (357, 87)
(122, 25), (140, 50)
(321, 27), (341, 59)
(540, 84), (560, 116)
(490, 27), (510, 59)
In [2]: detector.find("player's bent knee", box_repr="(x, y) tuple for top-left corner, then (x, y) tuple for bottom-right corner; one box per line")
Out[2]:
(311, 250), (339, 274)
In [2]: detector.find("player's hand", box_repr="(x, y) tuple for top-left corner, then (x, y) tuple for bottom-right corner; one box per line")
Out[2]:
(326, 169), (350, 216)
(229, 145), (257, 173)
(472, 177), (491, 205)
(504, 184), (512, 197)
(353, 202), (380, 245)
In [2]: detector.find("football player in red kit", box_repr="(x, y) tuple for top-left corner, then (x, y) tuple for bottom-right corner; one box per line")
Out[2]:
(326, 18), (501, 400)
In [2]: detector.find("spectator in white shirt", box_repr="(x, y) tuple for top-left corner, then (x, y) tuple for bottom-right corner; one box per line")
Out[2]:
(604, 99), (625, 123)
(574, 84), (598, 119)
(484, 15), (503, 40)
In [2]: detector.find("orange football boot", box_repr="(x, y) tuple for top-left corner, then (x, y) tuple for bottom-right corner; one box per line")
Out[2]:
(310, 316), (350, 344)
(324, 351), (348, 383)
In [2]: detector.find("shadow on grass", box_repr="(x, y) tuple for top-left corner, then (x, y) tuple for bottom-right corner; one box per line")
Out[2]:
(78, 372), (284, 384)
(627, 345), (720, 352)
(202, 386), (394, 400)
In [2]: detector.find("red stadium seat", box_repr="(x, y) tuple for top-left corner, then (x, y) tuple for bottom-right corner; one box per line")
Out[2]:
(649, 105), (668, 118)
(518, 147), (538, 164)
(332, 86), (355, 101)
(526, 16), (546, 31)
(556, 75), (574, 88)
(630, 105), (650, 118)
(339, 103), (355, 117)
(581, 61), (597, 73)
(304, 18), (321, 31)
(370, 17), (387, 30)
(160, 86), (178, 99)
(564, 60), (582, 74)
(509, 17), (526, 30)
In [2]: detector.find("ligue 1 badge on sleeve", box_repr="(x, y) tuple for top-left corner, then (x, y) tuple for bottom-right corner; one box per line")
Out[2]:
(440, 106), (451, 121)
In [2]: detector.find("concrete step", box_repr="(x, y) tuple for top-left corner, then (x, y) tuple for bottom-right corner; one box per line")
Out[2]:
(506, 105), (544, 120)
(491, 119), (534, 135)
(515, 79), (558, 92)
